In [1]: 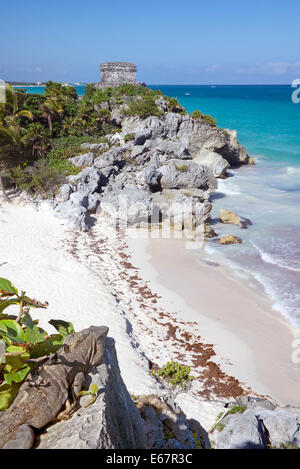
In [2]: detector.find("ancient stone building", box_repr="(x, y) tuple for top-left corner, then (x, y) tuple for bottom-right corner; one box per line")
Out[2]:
(97, 62), (139, 88)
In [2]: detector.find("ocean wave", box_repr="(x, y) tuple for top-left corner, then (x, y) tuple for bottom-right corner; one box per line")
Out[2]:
(251, 241), (300, 273)
(217, 180), (241, 195)
(286, 166), (300, 175)
(248, 269), (300, 329)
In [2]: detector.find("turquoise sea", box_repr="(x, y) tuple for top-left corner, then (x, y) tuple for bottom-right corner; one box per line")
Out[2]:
(17, 84), (300, 327)
(152, 85), (300, 328)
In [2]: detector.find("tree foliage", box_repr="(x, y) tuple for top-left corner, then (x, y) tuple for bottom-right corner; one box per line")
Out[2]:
(0, 277), (75, 410)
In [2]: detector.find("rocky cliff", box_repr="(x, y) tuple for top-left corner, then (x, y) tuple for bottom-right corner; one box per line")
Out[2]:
(52, 93), (251, 233)
(20, 333), (300, 450)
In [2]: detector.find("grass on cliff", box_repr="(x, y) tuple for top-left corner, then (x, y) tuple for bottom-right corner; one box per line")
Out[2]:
(123, 95), (164, 119)
(192, 110), (217, 127)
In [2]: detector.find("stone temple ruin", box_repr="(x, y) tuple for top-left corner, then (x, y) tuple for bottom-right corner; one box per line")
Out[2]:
(96, 62), (142, 89)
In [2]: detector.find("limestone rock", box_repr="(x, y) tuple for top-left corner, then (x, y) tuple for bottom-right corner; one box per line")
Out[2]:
(219, 208), (241, 226)
(193, 151), (229, 178)
(67, 167), (104, 195)
(254, 407), (300, 448)
(213, 400), (300, 449)
(69, 152), (94, 167)
(37, 338), (145, 449)
(122, 113), (248, 167)
(110, 109), (123, 126)
(136, 395), (208, 449)
(94, 147), (123, 170)
(159, 159), (217, 191)
(56, 184), (73, 203)
(54, 202), (88, 231)
(100, 187), (160, 225)
(214, 409), (268, 449)
(222, 129), (249, 166)
(219, 209), (252, 229)
(81, 142), (109, 151)
(219, 234), (242, 245)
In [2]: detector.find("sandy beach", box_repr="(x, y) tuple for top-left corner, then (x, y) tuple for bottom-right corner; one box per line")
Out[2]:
(1, 196), (299, 434)
(128, 235), (300, 406)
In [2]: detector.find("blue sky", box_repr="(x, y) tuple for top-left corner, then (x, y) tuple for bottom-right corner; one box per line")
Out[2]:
(1, 0), (299, 84)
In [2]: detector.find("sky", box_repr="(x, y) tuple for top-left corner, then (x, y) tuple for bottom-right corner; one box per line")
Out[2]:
(1, 0), (299, 84)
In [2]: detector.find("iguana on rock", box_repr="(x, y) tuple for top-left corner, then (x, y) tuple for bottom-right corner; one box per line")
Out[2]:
(0, 325), (109, 449)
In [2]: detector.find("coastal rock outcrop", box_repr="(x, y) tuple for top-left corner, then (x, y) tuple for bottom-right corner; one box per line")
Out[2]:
(194, 151), (229, 178)
(121, 113), (249, 167)
(219, 234), (243, 245)
(219, 209), (252, 229)
(52, 95), (250, 232)
(219, 208), (241, 226)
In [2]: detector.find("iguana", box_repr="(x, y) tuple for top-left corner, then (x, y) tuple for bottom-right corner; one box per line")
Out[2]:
(0, 325), (109, 449)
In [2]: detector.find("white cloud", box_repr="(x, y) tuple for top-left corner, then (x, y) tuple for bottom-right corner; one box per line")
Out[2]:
(205, 64), (222, 72)
(236, 62), (300, 75)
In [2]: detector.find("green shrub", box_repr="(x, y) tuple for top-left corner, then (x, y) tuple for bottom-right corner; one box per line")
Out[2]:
(51, 136), (98, 155)
(227, 405), (247, 415)
(192, 110), (217, 127)
(11, 160), (67, 197)
(165, 97), (186, 114)
(268, 442), (299, 450)
(124, 133), (135, 143)
(220, 128), (230, 138)
(215, 422), (226, 432)
(123, 96), (163, 119)
(151, 361), (195, 388)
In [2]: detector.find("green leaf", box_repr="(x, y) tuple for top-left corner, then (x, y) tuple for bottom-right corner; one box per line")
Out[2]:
(4, 345), (30, 374)
(48, 320), (75, 339)
(29, 334), (63, 358)
(0, 299), (20, 313)
(0, 278), (18, 295)
(0, 320), (26, 344)
(0, 382), (21, 411)
(4, 364), (31, 385)
(0, 322), (7, 333)
(22, 313), (48, 344)
(90, 383), (98, 395)
(77, 390), (90, 397)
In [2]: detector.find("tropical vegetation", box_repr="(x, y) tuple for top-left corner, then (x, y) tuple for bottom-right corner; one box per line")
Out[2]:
(0, 81), (216, 199)
(0, 277), (75, 410)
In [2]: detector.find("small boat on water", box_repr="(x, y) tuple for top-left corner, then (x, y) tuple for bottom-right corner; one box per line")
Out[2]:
(184, 92), (191, 96)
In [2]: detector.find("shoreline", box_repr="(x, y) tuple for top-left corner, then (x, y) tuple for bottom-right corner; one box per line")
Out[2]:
(128, 235), (300, 407)
(1, 196), (300, 428)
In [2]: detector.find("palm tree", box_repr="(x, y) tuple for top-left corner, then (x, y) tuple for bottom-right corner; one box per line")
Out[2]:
(40, 97), (64, 137)
(0, 112), (33, 201)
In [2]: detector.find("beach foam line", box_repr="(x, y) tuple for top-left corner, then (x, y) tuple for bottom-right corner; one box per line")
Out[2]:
(251, 241), (300, 273)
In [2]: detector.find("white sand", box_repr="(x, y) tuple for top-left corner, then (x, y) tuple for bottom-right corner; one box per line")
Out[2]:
(1, 197), (299, 431)
(128, 236), (300, 407)
(0, 200), (155, 396)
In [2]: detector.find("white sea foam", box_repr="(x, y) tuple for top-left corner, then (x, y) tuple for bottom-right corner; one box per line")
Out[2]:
(286, 166), (300, 175)
(217, 179), (241, 195)
(251, 241), (300, 273)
